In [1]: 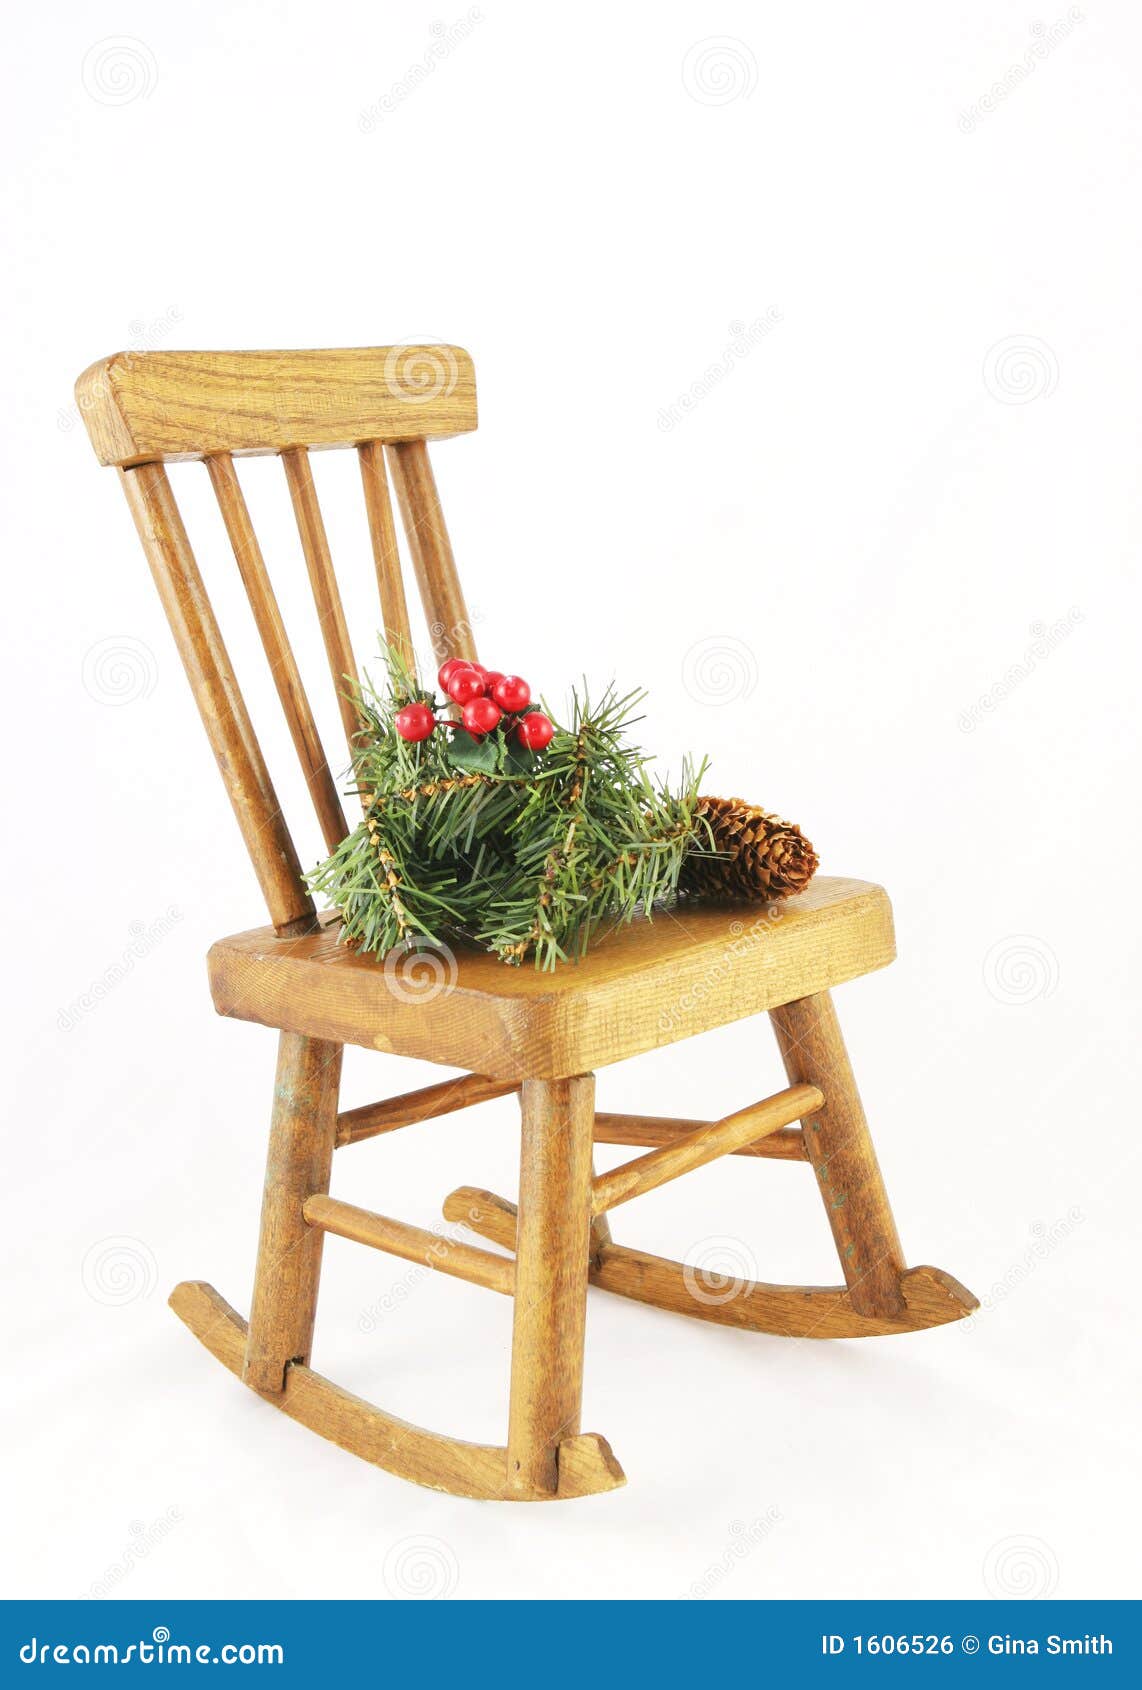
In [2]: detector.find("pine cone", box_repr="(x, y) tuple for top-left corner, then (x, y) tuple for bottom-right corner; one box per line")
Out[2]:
(681, 795), (819, 902)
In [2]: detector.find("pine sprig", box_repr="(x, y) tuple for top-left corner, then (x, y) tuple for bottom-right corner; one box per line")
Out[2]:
(305, 648), (711, 968)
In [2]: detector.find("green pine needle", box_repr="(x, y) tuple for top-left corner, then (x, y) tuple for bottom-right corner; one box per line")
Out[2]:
(305, 644), (709, 969)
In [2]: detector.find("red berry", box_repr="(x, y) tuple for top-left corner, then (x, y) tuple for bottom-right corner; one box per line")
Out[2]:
(481, 670), (505, 693)
(493, 675), (531, 713)
(394, 702), (436, 742)
(437, 659), (465, 692)
(446, 665), (486, 705)
(516, 711), (554, 751)
(462, 696), (502, 737)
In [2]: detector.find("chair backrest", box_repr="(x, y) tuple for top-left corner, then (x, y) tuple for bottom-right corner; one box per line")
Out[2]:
(76, 346), (480, 934)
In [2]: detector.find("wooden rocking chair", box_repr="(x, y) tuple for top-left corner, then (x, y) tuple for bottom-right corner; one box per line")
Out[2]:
(77, 345), (977, 1501)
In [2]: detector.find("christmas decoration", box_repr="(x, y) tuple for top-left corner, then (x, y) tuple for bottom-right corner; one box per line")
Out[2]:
(462, 695), (503, 736)
(678, 795), (819, 902)
(437, 658), (465, 691)
(393, 701), (436, 743)
(492, 674), (531, 713)
(308, 647), (818, 969)
(516, 710), (555, 751)
(445, 665), (486, 706)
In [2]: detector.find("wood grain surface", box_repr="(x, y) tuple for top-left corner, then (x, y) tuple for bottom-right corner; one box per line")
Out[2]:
(444, 1187), (978, 1340)
(771, 991), (908, 1317)
(76, 346), (477, 465)
(172, 1280), (624, 1501)
(243, 1033), (342, 1391)
(208, 878), (896, 1078)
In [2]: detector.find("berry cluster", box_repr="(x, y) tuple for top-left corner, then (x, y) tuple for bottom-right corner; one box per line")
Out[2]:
(394, 660), (556, 751)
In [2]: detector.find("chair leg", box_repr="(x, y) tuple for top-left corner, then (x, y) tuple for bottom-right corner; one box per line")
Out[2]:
(243, 1032), (343, 1392)
(174, 1047), (624, 1498)
(770, 991), (907, 1318)
(506, 1074), (596, 1498)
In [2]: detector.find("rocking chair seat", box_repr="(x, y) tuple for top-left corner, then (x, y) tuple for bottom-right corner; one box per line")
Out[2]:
(207, 875), (895, 1081)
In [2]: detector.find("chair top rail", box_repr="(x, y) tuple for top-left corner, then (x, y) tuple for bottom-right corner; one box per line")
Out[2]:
(76, 345), (477, 467)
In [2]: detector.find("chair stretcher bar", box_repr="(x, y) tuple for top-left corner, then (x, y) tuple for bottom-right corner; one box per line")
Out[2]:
(335, 1073), (520, 1146)
(303, 1194), (514, 1295)
(593, 1113), (808, 1161)
(590, 1083), (824, 1215)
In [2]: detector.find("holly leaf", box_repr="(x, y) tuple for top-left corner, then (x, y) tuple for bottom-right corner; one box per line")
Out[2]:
(446, 729), (499, 774)
(503, 739), (539, 777)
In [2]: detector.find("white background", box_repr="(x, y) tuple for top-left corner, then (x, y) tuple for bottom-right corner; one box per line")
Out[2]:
(3, 0), (1139, 1602)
